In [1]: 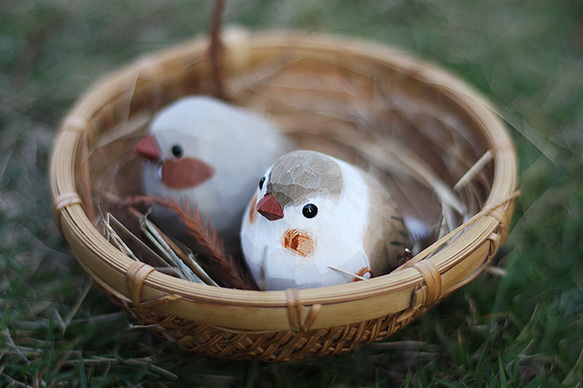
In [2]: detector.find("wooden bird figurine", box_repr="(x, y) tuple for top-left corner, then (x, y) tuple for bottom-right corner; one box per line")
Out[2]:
(135, 96), (292, 247)
(240, 150), (410, 290)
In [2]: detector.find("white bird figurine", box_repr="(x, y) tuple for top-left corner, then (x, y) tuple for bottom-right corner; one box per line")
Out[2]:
(135, 96), (292, 247)
(240, 150), (411, 290)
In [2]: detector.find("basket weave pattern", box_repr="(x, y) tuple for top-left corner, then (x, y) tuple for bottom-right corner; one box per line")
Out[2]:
(113, 262), (433, 362)
(51, 32), (518, 362)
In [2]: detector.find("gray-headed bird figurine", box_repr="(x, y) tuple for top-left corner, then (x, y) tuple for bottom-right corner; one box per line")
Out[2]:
(240, 150), (410, 290)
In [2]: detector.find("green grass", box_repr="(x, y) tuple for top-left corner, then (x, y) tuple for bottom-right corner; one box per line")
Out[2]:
(2, 0), (583, 386)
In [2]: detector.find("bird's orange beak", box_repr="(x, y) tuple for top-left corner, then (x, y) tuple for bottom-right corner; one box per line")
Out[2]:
(256, 193), (284, 221)
(135, 135), (161, 161)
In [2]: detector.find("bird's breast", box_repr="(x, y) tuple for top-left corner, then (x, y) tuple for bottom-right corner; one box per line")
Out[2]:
(281, 228), (317, 258)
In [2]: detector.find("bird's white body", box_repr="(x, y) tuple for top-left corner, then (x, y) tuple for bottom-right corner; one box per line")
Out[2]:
(137, 96), (291, 246)
(240, 150), (410, 290)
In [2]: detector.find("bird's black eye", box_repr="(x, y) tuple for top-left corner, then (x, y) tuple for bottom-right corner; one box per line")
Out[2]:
(171, 145), (183, 158)
(302, 204), (318, 218)
(259, 177), (265, 190)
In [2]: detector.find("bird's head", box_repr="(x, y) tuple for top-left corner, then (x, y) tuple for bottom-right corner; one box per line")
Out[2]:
(135, 133), (215, 190)
(254, 150), (343, 222)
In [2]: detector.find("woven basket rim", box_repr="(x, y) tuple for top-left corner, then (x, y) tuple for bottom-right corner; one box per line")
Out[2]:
(50, 31), (518, 332)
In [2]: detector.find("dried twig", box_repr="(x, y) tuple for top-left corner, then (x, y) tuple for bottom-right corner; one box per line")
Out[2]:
(208, 0), (230, 101)
(137, 211), (209, 285)
(120, 195), (257, 290)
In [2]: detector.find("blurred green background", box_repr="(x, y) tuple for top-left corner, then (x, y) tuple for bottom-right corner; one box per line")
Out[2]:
(1, 0), (582, 386)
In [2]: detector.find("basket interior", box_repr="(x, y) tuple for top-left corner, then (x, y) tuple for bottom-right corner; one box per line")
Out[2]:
(80, 39), (493, 259)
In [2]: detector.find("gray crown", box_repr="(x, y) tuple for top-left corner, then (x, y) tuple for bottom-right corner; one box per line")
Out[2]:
(267, 151), (343, 208)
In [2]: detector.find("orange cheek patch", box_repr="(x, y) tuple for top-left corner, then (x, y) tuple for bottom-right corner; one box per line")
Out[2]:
(248, 193), (258, 224)
(282, 228), (316, 257)
(162, 158), (215, 189)
(352, 267), (373, 282)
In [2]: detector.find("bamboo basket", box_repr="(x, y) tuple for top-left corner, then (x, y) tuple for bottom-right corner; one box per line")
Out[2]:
(50, 31), (518, 362)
